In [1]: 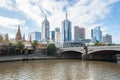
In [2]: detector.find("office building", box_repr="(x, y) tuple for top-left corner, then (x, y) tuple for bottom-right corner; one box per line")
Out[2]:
(61, 13), (72, 42)
(55, 27), (61, 42)
(91, 26), (102, 42)
(41, 15), (50, 42)
(49, 31), (55, 41)
(74, 26), (85, 41)
(28, 31), (41, 41)
(103, 34), (112, 44)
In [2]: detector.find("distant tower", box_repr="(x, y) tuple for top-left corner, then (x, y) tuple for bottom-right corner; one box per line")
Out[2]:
(29, 35), (32, 42)
(22, 34), (25, 41)
(16, 25), (22, 42)
(41, 15), (50, 42)
(5, 33), (9, 41)
(61, 13), (72, 42)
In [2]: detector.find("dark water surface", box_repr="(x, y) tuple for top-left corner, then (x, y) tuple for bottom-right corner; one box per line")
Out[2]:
(0, 60), (120, 80)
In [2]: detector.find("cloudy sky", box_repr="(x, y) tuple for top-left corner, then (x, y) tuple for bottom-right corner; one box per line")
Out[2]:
(0, 0), (120, 43)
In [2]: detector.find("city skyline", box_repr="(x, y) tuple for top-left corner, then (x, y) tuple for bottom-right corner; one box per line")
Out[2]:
(0, 0), (120, 43)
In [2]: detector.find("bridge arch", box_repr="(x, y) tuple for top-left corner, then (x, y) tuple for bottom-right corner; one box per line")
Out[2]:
(60, 50), (83, 59)
(88, 50), (120, 62)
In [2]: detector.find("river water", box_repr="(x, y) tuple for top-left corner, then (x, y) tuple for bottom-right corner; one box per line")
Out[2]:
(0, 60), (120, 80)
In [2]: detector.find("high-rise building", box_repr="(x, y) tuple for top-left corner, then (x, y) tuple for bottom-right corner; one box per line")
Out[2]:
(28, 31), (41, 42)
(5, 33), (9, 41)
(91, 26), (102, 42)
(61, 13), (72, 42)
(55, 27), (61, 42)
(41, 15), (50, 42)
(49, 31), (55, 41)
(74, 26), (85, 41)
(16, 25), (22, 42)
(103, 34), (112, 44)
(22, 34), (25, 41)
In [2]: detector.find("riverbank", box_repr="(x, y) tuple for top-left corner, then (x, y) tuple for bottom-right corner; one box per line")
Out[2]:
(0, 55), (120, 63)
(0, 55), (60, 62)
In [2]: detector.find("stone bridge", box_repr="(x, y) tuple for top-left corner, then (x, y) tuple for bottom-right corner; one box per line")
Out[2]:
(57, 46), (120, 61)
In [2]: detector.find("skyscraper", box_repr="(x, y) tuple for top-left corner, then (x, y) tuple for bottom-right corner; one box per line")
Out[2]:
(41, 15), (50, 42)
(62, 13), (72, 42)
(74, 26), (85, 41)
(49, 31), (55, 41)
(28, 31), (41, 42)
(103, 34), (112, 44)
(22, 34), (25, 41)
(5, 33), (9, 41)
(55, 27), (61, 42)
(91, 26), (102, 42)
(16, 25), (22, 42)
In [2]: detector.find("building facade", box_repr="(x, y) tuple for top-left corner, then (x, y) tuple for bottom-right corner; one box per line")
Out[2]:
(41, 15), (50, 42)
(15, 25), (22, 42)
(74, 26), (85, 41)
(55, 27), (61, 42)
(61, 13), (72, 42)
(49, 31), (55, 42)
(91, 26), (102, 42)
(28, 31), (41, 42)
(103, 34), (112, 44)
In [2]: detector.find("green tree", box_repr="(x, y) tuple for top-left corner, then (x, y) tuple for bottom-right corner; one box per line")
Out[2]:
(8, 43), (16, 55)
(31, 40), (39, 49)
(16, 42), (25, 49)
(0, 35), (3, 43)
(94, 41), (106, 46)
(47, 43), (56, 56)
(15, 42), (25, 55)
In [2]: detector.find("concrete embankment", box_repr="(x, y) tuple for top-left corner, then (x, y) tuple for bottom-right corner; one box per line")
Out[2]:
(0, 55), (59, 62)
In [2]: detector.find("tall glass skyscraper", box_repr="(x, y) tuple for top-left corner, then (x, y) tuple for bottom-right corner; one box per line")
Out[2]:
(91, 26), (102, 42)
(41, 15), (50, 42)
(62, 13), (72, 42)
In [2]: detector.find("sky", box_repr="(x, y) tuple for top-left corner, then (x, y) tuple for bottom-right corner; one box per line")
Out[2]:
(0, 0), (120, 43)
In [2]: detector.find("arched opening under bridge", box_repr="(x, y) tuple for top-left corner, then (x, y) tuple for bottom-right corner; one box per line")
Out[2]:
(60, 51), (83, 59)
(88, 50), (120, 62)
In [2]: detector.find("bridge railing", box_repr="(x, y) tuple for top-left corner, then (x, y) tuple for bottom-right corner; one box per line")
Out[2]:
(88, 46), (120, 54)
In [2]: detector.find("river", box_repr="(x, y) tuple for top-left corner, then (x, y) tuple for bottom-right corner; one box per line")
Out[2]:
(0, 60), (120, 80)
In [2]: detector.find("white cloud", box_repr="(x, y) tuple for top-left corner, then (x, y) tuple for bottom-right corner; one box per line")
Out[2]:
(0, 0), (119, 42)
(0, 0), (16, 10)
(9, 33), (15, 39)
(0, 16), (25, 29)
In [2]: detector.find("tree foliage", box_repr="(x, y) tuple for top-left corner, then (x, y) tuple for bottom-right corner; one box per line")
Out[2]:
(0, 35), (3, 43)
(94, 41), (106, 46)
(47, 43), (56, 56)
(15, 41), (25, 49)
(31, 40), (39, 49)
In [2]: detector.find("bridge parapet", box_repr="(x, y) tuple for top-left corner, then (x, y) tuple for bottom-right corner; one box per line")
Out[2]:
(88, 46), (120, 54)
(57, 46), (120, 54)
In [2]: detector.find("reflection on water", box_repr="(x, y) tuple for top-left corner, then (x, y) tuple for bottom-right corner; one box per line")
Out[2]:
(0, 60), (120, 80)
